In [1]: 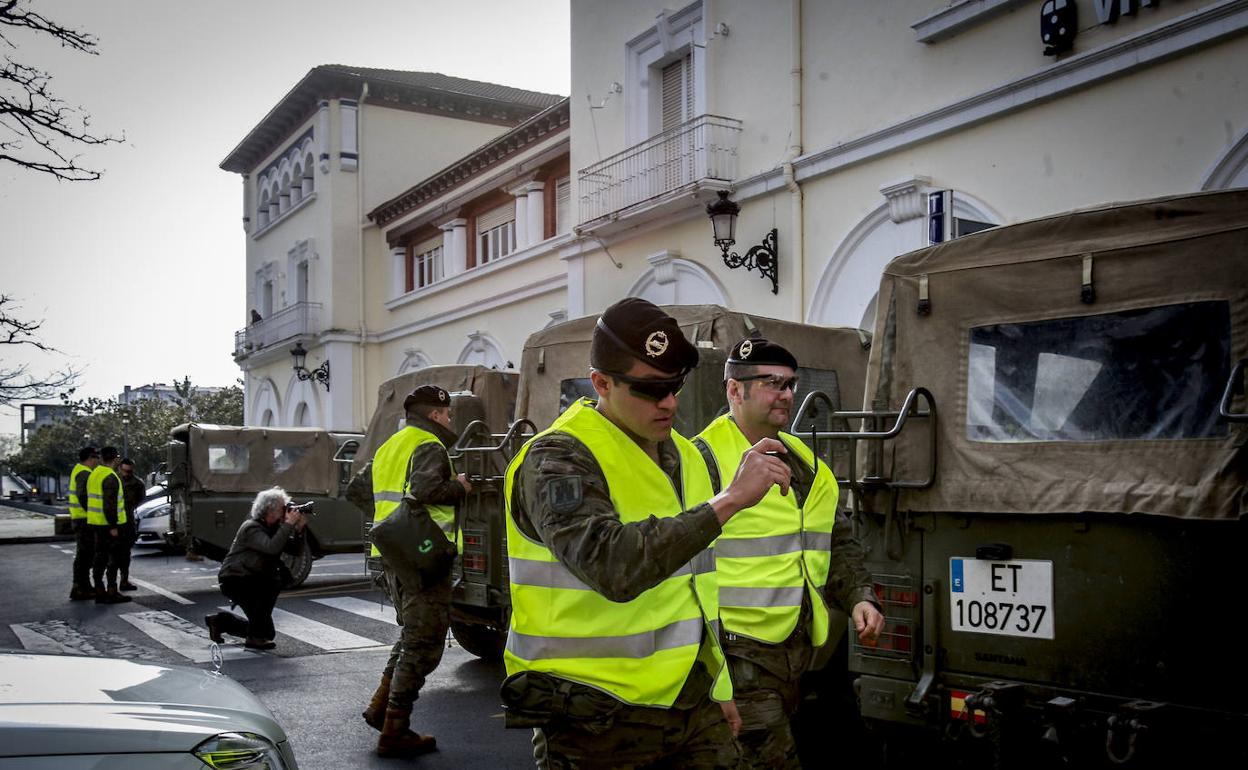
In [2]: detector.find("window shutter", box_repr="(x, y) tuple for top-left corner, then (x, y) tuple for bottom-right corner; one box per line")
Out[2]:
(555, 177), (571, 234)
(476, 202), (515, 233)
(661, 54), (692, 131)
(413, 234), (442, 255)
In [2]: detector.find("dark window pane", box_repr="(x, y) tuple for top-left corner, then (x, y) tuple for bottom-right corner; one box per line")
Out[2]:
(967, 302), (1231, 442)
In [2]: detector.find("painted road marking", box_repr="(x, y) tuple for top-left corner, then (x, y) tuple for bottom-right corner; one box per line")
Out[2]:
(121, 610), (256, 663)
(127, 577), (194, 605)
(312, 596), (399, 626)
(224, 605), (383, 651)
(10, 619), (161, 661)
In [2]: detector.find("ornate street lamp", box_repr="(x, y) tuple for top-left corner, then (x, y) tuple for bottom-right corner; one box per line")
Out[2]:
(291, 342), (330, 392)
(706, 190), (778, 294)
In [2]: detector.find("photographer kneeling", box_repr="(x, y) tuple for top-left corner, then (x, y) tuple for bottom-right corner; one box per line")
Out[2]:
(205, 487), (307, 650)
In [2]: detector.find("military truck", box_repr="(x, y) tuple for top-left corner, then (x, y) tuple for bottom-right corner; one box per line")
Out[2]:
(166, 423), (364, 588)
(354, 364), (521, 659)
(792, 190), (1247, 767)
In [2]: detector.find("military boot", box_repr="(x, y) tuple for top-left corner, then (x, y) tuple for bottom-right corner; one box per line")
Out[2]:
(362, 673), (392, 731)
(376, 706), (436, 758)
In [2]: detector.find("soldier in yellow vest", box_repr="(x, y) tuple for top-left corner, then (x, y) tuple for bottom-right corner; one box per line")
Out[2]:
(501, 298), (791, 770)
(693, 338), (884, 769)
(86, 446), (132, 604)
(349, 384), (471, 759)
(68, 446), (100, 600)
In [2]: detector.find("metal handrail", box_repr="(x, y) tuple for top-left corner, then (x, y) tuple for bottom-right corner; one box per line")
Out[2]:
(452, 419), (538, 484)
(790, 387), (938, 522)
(1218, 359), (1247, 422)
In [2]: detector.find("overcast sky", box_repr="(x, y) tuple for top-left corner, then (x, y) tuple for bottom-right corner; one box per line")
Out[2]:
(0, 0), (570, 438)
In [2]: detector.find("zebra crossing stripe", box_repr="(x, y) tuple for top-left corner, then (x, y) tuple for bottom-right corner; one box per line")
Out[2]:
(225, 606), (384, 651)
(10, 623), (82, 654)
(121, 610), (257, 663)
(311, 596), (399, 626)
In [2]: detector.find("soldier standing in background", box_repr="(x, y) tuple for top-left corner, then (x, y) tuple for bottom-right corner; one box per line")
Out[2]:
(87, 446), (132, 604)
(693, 338), (884, 769)
(348, 384), (471, 759)
(500, 298), (790, 769)
(118, 458), (145, 592)
(68, 446), (99, 600)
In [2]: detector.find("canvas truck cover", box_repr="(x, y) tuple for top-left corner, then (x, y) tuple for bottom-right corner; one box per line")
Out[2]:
(865, 188), (1248, 520)
(516, 304), (871, 438)
(175, 423), (346, 497)
(355, 364), (518, 470)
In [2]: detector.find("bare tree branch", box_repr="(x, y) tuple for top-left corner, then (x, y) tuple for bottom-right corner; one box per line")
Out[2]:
(0, 0), (121, 181)
(0, 294), (80, 407)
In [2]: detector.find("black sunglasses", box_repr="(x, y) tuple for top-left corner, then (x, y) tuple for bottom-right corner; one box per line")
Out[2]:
(599, 370), (687, 402)
(733, 373), (799, 393)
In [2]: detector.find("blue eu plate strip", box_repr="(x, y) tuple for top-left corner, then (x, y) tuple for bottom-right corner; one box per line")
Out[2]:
(951, 559), (964, 593)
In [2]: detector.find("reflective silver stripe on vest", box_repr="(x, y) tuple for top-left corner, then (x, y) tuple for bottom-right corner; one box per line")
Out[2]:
(373, 491), (405, 503)
(803, 531), (833, 552)
(720, 585), (806, 608)
(715, 533), (802, 558)
(506, 616), (704, 660)
(689, 548), (716, 575)
(509, 557), (594, 591)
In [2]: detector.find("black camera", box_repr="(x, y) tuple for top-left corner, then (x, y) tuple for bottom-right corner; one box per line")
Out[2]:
(286, 500), (315, 515)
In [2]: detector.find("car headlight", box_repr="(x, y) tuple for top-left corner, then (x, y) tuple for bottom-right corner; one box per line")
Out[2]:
(138, 503), (171, 520)
(194, 732), (289, 769)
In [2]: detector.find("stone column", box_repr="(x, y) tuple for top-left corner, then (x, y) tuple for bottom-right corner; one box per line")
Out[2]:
(524, 181), (546, 245)
(391, 246), (407, 298)
(511, 189), (529, 248)
(441, 218), (468, 276)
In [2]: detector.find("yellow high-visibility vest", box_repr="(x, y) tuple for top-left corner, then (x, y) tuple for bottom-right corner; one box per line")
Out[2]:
(503, 398), (732, 707)
(68, 463), (91, 520)
(370, 425), (457, 558)
(86, 465), (127, 526)
(696, 414), (838, 645)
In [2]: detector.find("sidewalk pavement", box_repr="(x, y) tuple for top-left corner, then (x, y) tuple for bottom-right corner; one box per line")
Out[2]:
(0, 503), (72, 544)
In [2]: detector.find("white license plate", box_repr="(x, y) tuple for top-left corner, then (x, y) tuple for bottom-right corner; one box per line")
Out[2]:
(949, 558), (1054, 639)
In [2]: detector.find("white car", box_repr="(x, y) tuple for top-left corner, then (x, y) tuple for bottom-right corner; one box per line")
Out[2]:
(134, 496), (172, 549)
(0, 651), (298, 769)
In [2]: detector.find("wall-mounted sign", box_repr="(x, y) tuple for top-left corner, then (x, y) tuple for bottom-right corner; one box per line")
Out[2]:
(1044, 0), (1168, 57)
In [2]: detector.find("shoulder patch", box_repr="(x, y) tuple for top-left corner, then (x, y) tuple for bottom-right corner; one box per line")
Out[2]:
(546, 475), (583, 515)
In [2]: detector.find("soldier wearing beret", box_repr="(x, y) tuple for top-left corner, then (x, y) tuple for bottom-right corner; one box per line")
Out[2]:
(500, 297), (792, 769)
(348, 384), (472, 758)
(693, 337), (884, 769)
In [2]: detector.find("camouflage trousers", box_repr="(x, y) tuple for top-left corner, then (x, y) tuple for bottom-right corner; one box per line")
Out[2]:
(382, 566), (451, 710)
(727, 637), (814, 770)
(533, 692), (740, 770)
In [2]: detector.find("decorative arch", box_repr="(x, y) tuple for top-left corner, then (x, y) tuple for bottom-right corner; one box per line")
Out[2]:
(1201, 127), (1248, 190)
(626, 251), (729, 306)
(249, 377), (282, 427)
(282, 374), (323, 428)
(456, 331), (509, 370)
(807, 182), (1001, 331)
(302, 152), (316, 194)
(397, 348), (432, 374)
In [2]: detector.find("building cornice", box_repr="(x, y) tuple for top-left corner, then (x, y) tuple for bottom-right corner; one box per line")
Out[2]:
(370, 98), (571, 227)
(221, 66), (563, 175)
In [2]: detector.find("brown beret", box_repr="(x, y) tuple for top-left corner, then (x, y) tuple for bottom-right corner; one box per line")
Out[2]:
(591, 297), (698, 375)
(728, 337), (798, 369)
(403, 385), (450, 412)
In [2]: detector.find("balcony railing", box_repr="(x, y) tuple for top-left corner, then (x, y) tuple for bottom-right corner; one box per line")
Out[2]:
(578, 114), (742, 225)
(234, 301), (322, 358)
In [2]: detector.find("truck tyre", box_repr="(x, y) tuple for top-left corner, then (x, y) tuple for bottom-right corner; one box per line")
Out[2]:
(450, 619), (506, 660)
(279, 546), (314, 589)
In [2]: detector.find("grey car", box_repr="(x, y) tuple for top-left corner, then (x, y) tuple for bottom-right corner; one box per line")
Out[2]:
(0, 650), (299, 768)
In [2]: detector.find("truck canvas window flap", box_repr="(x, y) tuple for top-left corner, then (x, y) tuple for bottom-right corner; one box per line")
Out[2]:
(966, 301), (1231, 442)
(207, 445), (250, 474)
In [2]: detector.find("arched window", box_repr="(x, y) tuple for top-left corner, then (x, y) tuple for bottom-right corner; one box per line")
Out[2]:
(258, 189), (270, 228)
(290, 163), (303, 204)
(279, 172), (291, 214)
(293, 402), (309, 427)
(260, 409), (274, 426)
(303, 152), (315, 194)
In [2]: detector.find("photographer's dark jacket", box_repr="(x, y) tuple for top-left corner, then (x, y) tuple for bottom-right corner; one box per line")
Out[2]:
(218, 517), (303, 581)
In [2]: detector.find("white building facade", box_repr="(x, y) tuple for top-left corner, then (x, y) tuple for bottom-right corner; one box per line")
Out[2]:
(566, 0), (1248, 336)
(223, 66), (562, 430)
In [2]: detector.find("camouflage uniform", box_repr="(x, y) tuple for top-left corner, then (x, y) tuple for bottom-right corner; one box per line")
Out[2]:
(697, 439), (879, 769)
(119, 474), (146, 586)
(509, 431), (740, 770)
(349, 414), (465, 711)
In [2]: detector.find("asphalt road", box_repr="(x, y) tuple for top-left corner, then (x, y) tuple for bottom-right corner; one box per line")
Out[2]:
(0, 542), (536, 769)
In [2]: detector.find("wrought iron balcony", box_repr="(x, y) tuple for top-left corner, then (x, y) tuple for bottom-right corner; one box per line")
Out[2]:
(578, 114), (742, 227)
(233, 301), (322, 359)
